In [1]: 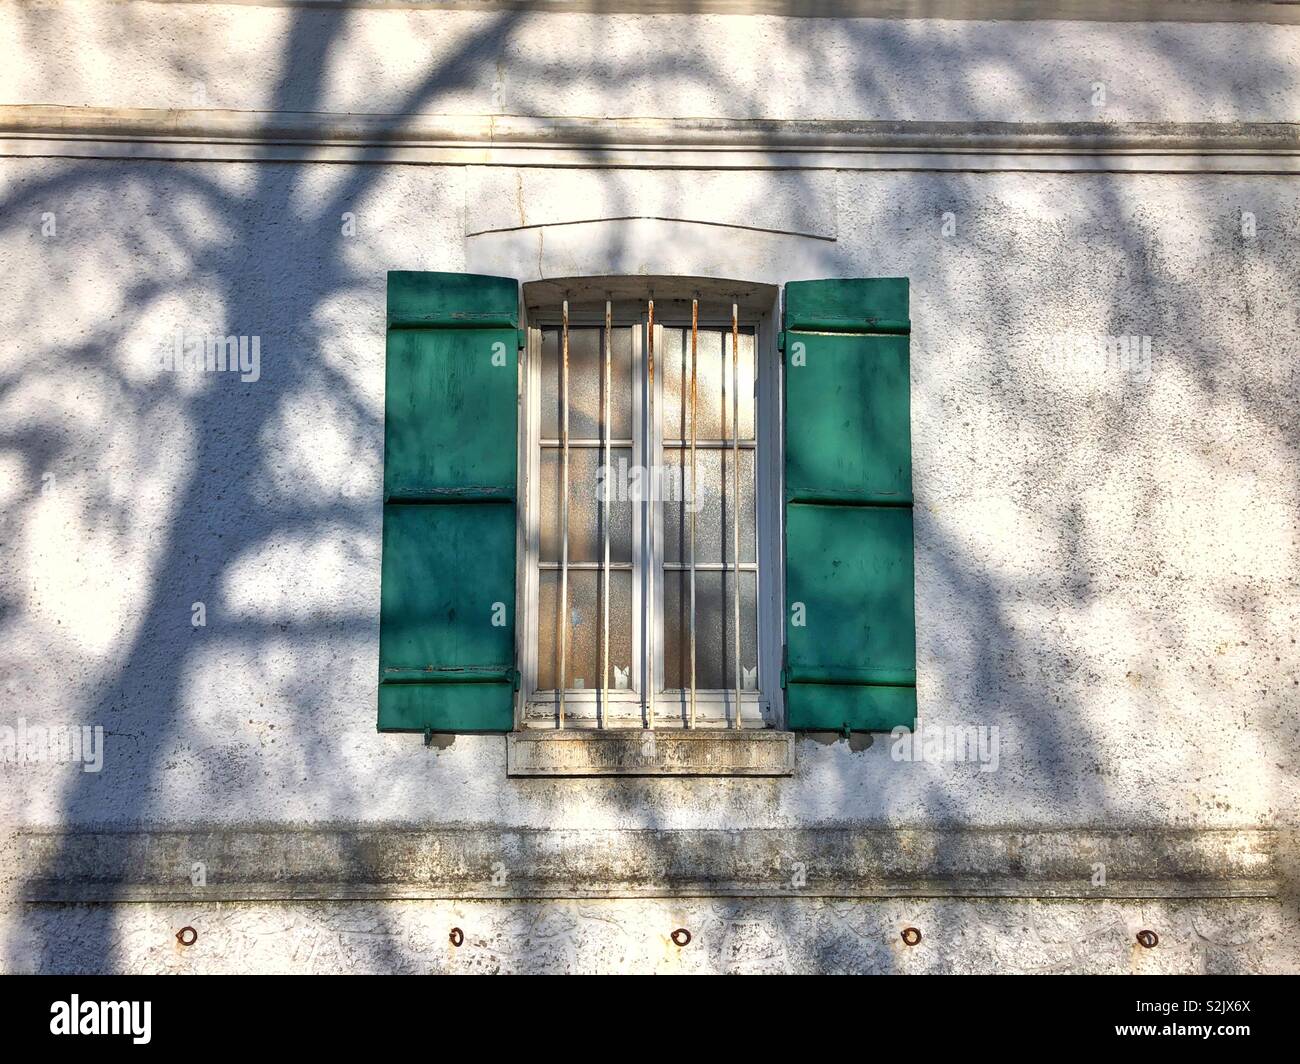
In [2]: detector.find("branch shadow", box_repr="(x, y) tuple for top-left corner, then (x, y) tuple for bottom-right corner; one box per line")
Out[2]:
(1, 6), (1294, 973)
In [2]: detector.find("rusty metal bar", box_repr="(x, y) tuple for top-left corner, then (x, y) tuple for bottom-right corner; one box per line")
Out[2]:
(558, 297), (570, 728)
(688, 297), (698, 729)
(600, 298), (612, 729)
(645, 295), (655, 730)
(731, 301), (741, 729)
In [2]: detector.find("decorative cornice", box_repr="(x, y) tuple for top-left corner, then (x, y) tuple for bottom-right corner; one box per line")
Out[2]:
(2, 107), (1298, 173)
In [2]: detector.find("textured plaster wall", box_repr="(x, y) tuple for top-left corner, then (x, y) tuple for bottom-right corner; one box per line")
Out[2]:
(3, 2), (1300, 122)
(7, 897), (1296, 975)
(2, 159), (1294, 834)
(1, 2), (1297, 971)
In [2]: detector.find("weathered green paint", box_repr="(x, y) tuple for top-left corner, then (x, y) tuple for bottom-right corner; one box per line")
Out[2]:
(785, 503), (916, 685)
(784, 277), (909, 333)
(783, 682), (917, 734)
(784, 331), (911, 506)
(387, 270), (518, 329)
(379, 271), (519, 733)
(379, 502), (516, 683)
(378, 682), (515, 734)
(783, 278), (916, 732)
(384, 327), (517, 502)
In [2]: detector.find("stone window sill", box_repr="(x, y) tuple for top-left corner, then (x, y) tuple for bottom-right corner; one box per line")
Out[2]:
(506, 728), (794, 777)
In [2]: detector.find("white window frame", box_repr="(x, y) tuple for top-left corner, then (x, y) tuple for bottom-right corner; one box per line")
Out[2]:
(515, 289), (784, 731)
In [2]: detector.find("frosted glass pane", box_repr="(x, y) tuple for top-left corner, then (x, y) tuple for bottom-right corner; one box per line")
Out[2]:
(537, 570), (633, 692)
(539, 447), (632, 564)
(662, 327), (754, 442)
(541, 326), (633, 440)
(663, 570), (757, 691)
(661, 448), (755, 565)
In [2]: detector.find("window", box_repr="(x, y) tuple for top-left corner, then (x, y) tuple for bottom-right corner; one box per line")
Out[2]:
(518, 286), (780, 730)
(376, 271), (916, 742)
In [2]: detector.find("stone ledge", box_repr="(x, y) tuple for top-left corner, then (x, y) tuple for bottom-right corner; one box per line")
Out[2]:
(12, 827), (1283, 903)
(507, 729), (794, 776)
(2, 109), (1298, 173)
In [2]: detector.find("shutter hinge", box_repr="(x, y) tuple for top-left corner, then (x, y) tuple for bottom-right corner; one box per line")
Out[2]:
(777, 330), (786, 353)
(512, 669), (521, 691)
(517, 328), (527, 350)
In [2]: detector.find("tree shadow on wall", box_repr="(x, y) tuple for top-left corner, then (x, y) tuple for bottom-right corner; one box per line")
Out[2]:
(2, 4), (1297, 973)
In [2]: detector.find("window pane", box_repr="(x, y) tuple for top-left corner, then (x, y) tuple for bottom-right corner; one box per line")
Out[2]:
(661, 447), (755, 565)
(539, 446), (633, 564)
(662, 570), (757, 691)
(529, 313), (763, 713)
(540, 326), (633, 440)
(662, 327), (754, 442)
(537, 569), (633, 693)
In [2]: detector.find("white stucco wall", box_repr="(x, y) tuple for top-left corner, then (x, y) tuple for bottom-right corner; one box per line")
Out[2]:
(3, 157), (1294, 831)
(8, 896), (1293, 974)
(3, 3), (1300, 123)
(0, 1), (1296, 972)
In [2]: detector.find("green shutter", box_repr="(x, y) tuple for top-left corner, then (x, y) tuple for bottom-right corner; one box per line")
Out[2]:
(782, 278), (916, 732)
(378, 271), (520, 733)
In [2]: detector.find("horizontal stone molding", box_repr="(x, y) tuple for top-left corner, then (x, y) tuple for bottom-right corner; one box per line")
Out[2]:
(13, 826), (1283, 903)
(1, 108), (1298, 173)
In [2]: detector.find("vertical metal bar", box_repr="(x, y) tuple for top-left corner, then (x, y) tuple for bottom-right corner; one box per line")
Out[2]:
(558, 298), (570, 728)
(688, 297), (698, 729)
(732, 302), (742, 729)
(645, 295), (655, 730)
(601, 298), (612, 729)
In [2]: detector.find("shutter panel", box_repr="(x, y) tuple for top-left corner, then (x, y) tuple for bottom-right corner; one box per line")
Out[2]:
(378, 271), (520, 733)
(782, 278), (916, 732)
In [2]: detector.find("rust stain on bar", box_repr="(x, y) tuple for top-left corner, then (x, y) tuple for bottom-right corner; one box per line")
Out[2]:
(689, 297), (698, 730)
(732, 300), (742, 729)
(601, 297), (613, 730)
(646, 296), (656, 730)
(558, 296), (570, 728)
